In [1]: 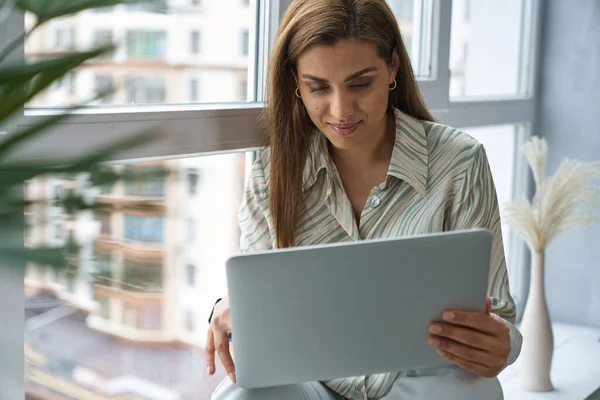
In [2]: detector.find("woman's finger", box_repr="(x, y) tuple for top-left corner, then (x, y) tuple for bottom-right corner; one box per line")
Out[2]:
(428, 322), (499, 353)
(436, 348), (497, 378)
(215, 330), (237, 383)
(205, 328), (216, 375)
(429, 335), (496, 368)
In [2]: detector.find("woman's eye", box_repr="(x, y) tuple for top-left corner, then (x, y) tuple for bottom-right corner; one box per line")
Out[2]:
(309, 86), (328, 93)
(352, 82), (372, 89)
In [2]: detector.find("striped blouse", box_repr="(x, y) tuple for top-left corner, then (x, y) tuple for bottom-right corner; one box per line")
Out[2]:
(237, 108), (520, 399)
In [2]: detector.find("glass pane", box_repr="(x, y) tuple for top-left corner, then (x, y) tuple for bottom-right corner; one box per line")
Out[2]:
(450, 0), (525, 98)
(463, 125), (517, 270)
(24, 152), (249, 399)
(24, 0), (257, 106)
(387, 0), (433, 77)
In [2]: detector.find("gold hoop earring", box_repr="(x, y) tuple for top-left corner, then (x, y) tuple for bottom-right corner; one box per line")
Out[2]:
(295, 88), (302, 98)
(389, 79), (397, 91)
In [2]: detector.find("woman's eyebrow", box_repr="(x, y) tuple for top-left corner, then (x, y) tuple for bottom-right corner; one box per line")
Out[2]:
(301, 67), (378, 83)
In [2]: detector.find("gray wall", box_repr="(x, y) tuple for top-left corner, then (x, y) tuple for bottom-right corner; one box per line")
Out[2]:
(536, 0), (600, 327)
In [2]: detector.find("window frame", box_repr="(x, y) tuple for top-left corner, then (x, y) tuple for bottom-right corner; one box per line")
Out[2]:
(0, 0), (544, 397)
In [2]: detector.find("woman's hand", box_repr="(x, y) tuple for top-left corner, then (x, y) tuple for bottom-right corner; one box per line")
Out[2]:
(205, 296), (237, 382)
(428, 297), (510, 378)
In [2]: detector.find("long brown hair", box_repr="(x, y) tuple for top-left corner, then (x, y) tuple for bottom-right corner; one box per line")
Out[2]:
(264, 0), (435, 249)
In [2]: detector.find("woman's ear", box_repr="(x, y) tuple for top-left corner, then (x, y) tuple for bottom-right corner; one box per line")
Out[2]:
(390, 46), (401, 81)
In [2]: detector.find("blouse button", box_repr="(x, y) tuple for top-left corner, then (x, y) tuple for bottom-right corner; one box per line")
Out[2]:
(370, 195), (381, 207)
(349, 389), (366, 400)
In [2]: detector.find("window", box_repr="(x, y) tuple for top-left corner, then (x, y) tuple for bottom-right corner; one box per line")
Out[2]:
(190, 78), (200, 102)
(94, 74), (114, 103)
(123, 258), (163, 291)
(124, 215), (164, 243)
(126, 0), (168, 14)
(93, 30), (112, 47)
(123, 165), (166, 197)
(186, 264), (196, 286)
(191, 31), (201, 54)
(13, 1), (542, 398)
(126, 31), (167, 59)
(24, 4), (257, 106)
(450, 0), (527, 97)
(187, 168), (199, 195)
(55, 27), (75, 49)
(125, 76), (166, 104)
(241, 29), (249, 56)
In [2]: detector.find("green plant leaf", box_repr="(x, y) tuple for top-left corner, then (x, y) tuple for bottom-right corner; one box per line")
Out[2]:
(0, 46), (115, 85)
(14, 0), (153, 23)
(1, 247), (68, 270)
(0, 47), (114, 122)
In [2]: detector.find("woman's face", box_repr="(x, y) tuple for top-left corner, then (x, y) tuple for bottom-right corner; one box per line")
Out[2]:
(295, 38), (399, 151)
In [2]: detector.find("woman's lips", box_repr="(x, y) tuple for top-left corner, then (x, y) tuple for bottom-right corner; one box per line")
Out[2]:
(329, 121), (362, 137)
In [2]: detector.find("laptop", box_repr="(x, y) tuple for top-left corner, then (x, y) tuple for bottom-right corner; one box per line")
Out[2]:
(225, 229), (492, 389)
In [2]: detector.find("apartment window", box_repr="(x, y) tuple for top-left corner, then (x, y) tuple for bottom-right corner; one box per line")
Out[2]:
(191, 31), (201, 54)
(123, 258), (163, 291)
(126, 31), (167, 59)
(189, 78), (200, 102)
(186, 264), (196, 286)
(126, 0), (168, 14)
(124, 215), (164, 243)
(125, 76), (166, 104)
(94, 30), (112, 46)
(94, 74), (114, 104)
(124, 165), (166, 197)
(53, 220), (63, 240)
(187, 168), (199, 195)
(54, 71), (76, 94)
(240, 30), (249, 56)
(55, 27), (75, 49)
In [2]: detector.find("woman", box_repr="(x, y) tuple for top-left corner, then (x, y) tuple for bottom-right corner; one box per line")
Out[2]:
(207, 0), (522, 398)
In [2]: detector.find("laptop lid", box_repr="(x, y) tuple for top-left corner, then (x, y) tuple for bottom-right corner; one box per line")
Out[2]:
(226, 229), (492, 388)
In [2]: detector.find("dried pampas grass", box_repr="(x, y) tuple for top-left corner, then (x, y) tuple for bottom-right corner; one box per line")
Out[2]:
(504, 136), (600, 252)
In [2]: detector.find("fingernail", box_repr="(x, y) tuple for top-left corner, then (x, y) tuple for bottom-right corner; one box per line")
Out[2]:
(207, 366), (213, 375)
(429, 325), (442, 334)
(428, 338), (440, 347)
(229, 372), (236, 383)
(443, 312), (455, 321)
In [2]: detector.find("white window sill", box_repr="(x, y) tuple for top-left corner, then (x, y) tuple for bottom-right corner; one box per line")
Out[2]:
(499, 322), (600, 399)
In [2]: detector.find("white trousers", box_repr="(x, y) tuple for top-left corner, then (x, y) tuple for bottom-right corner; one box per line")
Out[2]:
(212, 367), (503, 400)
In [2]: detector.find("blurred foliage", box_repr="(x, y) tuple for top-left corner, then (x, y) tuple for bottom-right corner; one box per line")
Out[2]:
(0, 0), (166, 272)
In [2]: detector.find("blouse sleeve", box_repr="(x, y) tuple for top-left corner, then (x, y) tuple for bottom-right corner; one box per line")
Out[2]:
(238, 155), (274, 253)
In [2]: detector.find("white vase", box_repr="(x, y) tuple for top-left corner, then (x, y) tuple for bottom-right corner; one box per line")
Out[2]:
(519, 250), (554, 391)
